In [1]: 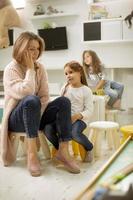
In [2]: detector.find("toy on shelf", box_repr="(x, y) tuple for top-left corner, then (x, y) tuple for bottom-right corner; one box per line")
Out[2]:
(33, 4), (45, 16)
(125, 10), (133, 28)
(46, 6), (63, 15)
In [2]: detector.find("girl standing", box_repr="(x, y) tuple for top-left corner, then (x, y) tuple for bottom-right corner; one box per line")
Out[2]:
(83, 50), (124, 109)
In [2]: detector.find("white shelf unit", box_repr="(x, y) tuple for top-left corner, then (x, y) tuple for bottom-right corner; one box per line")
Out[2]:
(83, 17), (133, 43)
(86, 17), (124, 22)
(83, 39), (133, 44)
(88, 0), (120, 5)
(30, 12), (78, 20)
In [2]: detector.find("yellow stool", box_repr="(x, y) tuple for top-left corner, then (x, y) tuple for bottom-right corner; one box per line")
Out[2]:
(71, 127), (90, 161)
(51, 127), (88, 161)
(93, 89), (105, 96)
(51, 146), (57, 158)
(72, 141), (86, 161)
(51, 141), (86, 161)
(120, 125), (133, 144)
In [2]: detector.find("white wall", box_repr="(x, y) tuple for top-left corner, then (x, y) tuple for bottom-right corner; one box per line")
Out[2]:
(0, 0), (133, 69)
(24, 0), (88, 69)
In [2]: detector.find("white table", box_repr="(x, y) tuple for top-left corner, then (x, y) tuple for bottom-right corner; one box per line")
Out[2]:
(91, 95), (109, 122)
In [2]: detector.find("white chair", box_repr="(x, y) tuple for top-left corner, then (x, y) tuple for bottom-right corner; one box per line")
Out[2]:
(10, 131), (51, 159)
(92, 95), (110, 121)
(88, 121), (120, 158)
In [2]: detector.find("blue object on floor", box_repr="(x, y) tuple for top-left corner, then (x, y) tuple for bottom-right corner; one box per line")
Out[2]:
(0, 108), (3, 122)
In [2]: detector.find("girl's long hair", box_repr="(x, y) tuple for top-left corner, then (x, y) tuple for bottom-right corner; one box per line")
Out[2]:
(62, 61), (88, 96)
(82, 50), (102, 75)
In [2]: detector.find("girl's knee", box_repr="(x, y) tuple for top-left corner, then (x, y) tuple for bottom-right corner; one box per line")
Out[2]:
(58, 96), (71, 108)
(110, 91), (119, 99)
(23, 95), (41, 109)
(72, 135), (81, 143)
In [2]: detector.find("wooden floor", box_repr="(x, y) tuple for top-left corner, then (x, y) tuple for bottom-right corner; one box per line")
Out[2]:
(0, 111), (133, 200)
(0, 146), (114, 200)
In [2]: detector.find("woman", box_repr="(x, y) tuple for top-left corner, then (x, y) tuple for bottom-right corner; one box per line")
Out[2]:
(0, 31), (80, 176)
(82, 50), (124, 109)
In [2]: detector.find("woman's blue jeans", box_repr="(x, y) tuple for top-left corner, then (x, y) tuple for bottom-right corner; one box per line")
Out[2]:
(8, 95), (72, 142)
(44, 120), (93, 151)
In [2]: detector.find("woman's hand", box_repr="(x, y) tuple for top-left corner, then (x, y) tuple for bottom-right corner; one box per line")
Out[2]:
(23, 51), (34, 69)
(71, 113), (83, 123)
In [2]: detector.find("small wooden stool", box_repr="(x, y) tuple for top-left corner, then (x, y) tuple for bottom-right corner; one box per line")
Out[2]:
(120, 125), (133, 144)
(105, 109), (119, 122)
(88, 121), (120, 158)
(10, 131), (51, 159)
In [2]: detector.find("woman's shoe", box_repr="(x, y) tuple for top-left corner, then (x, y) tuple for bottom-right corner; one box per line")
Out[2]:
(28, 163), (41, 177)
(55, 154), (80, 174)
(27, 154), (41, 177)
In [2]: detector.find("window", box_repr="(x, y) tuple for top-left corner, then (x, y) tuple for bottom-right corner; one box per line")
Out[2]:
(11, 0), (25, 9)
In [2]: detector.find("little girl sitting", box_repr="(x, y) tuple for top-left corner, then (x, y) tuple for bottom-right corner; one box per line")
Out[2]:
(83, 50), (124, 110)
(45, 61), (94, 162)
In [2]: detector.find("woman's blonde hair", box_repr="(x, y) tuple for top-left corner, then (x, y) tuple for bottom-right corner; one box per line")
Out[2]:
(13, 31), (44, 64)
(82, 50), (102, 74)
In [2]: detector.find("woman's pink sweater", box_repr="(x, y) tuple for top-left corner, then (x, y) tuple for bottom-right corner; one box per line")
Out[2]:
(0, 60), (50, 166)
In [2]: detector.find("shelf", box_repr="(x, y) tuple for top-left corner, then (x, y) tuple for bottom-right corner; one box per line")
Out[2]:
(83, 40), (133, 44)
(30, 12), (78, 20)
(88, 0), (119, 5)
(85, 17), (124, 23)
(46, 66), (63, 70)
